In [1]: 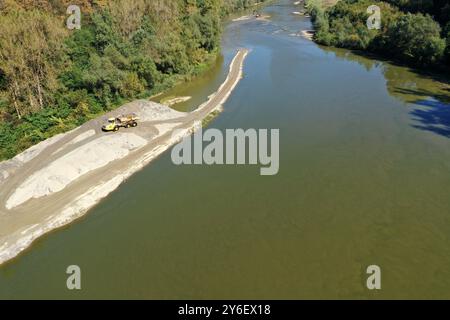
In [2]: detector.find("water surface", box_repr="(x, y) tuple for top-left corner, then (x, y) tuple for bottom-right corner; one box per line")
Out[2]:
(1, 0), (450, 299)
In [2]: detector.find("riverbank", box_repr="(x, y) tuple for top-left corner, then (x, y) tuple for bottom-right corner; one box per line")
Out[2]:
(0, 49), (249, 266)
(305, 0), (450, 69)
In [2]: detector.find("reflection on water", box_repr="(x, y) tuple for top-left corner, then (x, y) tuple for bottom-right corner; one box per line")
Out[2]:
(151, 54), (226, 112)
(321, 45), (450, 139)
(381, 63), (450, 139)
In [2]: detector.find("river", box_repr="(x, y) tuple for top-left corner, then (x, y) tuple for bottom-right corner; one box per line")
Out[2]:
(1, 0), (450, 299)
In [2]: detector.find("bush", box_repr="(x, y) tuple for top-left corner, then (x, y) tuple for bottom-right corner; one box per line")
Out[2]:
(307, 0), (448, 67)
(445, 22), (450, 64)
(386, 13), (445, 65)
(120, 73), (145, 98)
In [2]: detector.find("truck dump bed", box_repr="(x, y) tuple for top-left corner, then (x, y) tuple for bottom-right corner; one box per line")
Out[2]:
(117, 113), (139, 123)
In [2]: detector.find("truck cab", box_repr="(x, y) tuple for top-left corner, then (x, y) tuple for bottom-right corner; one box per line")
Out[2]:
(102, 118), (120, 132)
(102, 114), (139, 132)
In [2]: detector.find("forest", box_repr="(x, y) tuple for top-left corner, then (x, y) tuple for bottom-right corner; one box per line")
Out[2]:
(0, 0), (266, 160)
(307, 0), (450, 67)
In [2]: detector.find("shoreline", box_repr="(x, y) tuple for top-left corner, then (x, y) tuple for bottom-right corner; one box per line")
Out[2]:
(301, 30), (315, 40)
(0, 49), (249, 266)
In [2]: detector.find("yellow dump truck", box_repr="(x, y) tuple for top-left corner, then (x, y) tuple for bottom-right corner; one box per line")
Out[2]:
(102, 113), (139, 132)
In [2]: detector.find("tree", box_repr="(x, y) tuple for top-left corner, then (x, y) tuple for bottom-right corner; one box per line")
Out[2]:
(386, 13), (445, 65)
(445, 22), (450, 65)
(0, 9), (67, 118)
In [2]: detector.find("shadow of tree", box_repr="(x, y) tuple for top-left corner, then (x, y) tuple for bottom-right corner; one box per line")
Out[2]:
(409, 98), (450, 138)
(384, 86), (450, 138)
(395, 87), (450, 104)
(318, 45), (450, 138)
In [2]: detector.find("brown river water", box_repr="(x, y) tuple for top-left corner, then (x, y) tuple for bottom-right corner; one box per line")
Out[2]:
(1, 0), (450, 299)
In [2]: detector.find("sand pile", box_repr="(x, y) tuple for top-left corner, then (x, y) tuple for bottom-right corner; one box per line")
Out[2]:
(70, 129), (96, 145)
(119, 100), (185, 122)
(0, 49), (249, 266)
(162, 96), (192, 107)
(155, 123), (182, 137)
(0, 132), (70, 184)
(6, 133), (147, 209)
(13, 133), (67, 164)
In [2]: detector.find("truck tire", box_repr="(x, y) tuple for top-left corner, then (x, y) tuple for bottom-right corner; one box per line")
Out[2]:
(114, 126), (119, 132)
(132, 122), (138, 127)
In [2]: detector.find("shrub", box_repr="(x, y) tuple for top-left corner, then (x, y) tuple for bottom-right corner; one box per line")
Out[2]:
(386, 13), (445, 65)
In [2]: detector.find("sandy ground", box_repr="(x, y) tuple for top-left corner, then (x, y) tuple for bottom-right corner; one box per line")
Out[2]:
(233, 14), (271, 22)
(301, 30), (315, 40)
(161, 96), (192, 106)
(232, 15), (252, 22)
(0, 49), (249, 265)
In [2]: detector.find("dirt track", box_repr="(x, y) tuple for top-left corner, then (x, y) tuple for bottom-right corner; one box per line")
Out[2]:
(0, 49), (249, 265)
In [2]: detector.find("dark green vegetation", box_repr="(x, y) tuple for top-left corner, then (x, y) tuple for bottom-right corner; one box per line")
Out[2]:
(307, 0), (450, 68)
(0, 0), (266, 160)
